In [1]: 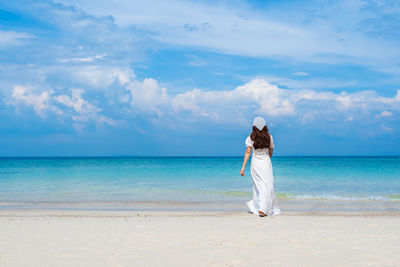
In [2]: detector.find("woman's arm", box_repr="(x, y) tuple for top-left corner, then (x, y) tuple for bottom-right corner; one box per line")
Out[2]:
(240, 146), (252, 176)
(269, 148), (273, 158)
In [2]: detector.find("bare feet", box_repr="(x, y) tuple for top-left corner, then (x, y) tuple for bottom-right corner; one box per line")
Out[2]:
(259, 211), (267, 217)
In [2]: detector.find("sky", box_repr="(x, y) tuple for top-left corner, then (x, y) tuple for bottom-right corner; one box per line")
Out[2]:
(0, 0), (399, 156)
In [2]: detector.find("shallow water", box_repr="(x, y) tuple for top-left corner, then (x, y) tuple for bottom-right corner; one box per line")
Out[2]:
(0, 157), (399, 208)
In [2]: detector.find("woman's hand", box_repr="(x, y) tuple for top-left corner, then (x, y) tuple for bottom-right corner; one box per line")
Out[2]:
(241, 147), (252, 176)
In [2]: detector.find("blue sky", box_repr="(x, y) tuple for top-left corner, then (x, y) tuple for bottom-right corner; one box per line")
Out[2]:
(0, 0), (399, 156)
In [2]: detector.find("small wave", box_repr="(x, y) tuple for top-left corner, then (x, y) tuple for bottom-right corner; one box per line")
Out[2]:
(179, 190), (251, 196)
(288, 194), (400, 201)
(173, 190), (400, 201)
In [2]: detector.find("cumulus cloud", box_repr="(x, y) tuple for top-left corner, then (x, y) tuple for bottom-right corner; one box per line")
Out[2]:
(7, 85), (114, 130)
(127, 78), (169, 116)
(8, 85), (57, 116)
(125, 77), (400, 125)
(6, 60), (400, 131)
(5, 72), (400, 135)
(55, 88), (114, 130)
(171, 78), (295, 121)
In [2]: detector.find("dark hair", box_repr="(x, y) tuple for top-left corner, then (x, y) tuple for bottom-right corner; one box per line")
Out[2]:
(250, 125), (271, 149)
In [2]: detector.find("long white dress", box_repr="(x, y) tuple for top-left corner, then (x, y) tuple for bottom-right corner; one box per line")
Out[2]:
(245, 135), (281, 216)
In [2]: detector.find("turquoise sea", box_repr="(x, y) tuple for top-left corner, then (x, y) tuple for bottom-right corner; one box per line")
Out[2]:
(0, 157), (399, 210)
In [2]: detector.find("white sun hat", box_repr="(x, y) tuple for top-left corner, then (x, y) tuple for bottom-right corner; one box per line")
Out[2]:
(253, 116), (266, 131)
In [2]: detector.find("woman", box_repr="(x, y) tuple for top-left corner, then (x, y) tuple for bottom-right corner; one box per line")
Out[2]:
(240, 116), (281, 217)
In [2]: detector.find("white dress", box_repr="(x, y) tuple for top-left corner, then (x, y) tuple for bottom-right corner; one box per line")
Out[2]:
(245, 135), (281, 216)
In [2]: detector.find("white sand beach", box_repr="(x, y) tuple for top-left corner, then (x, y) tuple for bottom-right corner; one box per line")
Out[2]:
(1, 210), (399, 267)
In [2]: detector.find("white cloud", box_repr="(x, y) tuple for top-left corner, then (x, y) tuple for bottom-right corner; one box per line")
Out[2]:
(8, 85), (113, 130)
(301, 110), (318, 124)
(263, 75), (357, 90)
(8, 85), (55, 116)
(66, 65), (135, 88)
(54, 0), (400, 65)
(334, 90), (383, 112)
(127, 78), (169, 116)
(0, 30), (31, 48)
(1, 64), (136, 92)
(380, 123), (394, 134)
(345, 116), (354, 122)
(187, 55), (207, 67)
(293, 72), (309, 76)
(55, 89), (99, 114)
(55, 88), (114, 130)
(6, 71), (400, 132)
(336, 94), (353, 110)
(236, 79), (295, 117)
(59, 54), (106, 63)
(170, 78), (295, 122)
(126, 77), (400, 126)
(375, 110), (392, 118)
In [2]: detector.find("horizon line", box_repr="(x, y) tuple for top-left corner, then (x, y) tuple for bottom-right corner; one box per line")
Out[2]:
(0, 155), (399, 158)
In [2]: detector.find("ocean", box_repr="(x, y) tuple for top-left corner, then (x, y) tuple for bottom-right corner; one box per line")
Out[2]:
(0, 157), (399, 211)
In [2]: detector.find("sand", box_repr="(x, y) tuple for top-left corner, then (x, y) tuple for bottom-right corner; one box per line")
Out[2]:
(1, 210), (399, 267)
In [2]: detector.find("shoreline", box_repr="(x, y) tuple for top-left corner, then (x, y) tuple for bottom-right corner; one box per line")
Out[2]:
(1, 199), (400, 212)
(2, 209), (400, 217)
